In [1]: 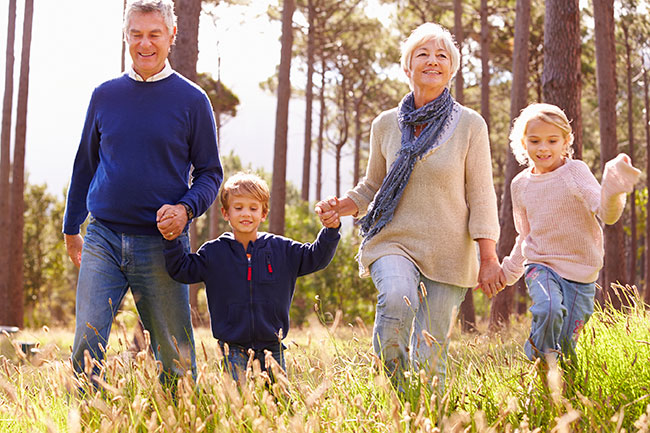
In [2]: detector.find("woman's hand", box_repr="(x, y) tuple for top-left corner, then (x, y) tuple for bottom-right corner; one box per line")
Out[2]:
(476, 257), (506, 298)
(475, 239), (505, 298)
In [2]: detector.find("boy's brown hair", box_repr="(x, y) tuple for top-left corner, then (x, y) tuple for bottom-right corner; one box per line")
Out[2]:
(219, 172), (270, 215)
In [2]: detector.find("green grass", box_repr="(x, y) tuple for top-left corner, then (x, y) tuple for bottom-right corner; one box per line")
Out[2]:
(1, 287), (650, 432)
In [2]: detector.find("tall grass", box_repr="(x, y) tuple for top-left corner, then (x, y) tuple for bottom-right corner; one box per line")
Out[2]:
(1, 286), (649, 432)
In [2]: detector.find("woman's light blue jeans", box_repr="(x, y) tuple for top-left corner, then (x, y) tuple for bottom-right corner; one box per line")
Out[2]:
(369, 255), (467, 389)
(71, 218), (196, 384)
(524, 263), (596, 361)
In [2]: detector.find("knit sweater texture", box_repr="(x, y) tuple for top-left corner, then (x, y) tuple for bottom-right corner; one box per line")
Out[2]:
(163, 228), (340, 349)
(501, 155), (641, 285)
(345, 105), (500, 288)
(63, 73), (222, 236)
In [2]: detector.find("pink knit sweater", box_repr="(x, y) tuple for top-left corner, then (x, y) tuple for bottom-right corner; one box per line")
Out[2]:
(501, 154), (641, 285)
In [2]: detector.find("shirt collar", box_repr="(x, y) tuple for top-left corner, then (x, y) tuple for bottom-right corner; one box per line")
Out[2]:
(128, 60), (174, 82)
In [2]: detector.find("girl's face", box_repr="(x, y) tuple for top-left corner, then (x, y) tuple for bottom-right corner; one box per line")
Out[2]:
(523, 118), (569, 174)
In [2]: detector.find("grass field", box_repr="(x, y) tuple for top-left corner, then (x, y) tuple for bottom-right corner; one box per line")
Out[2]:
(1, 286), (649, 432)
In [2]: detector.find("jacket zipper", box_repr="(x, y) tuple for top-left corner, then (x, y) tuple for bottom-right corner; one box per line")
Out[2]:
(247, 252), (254, 342)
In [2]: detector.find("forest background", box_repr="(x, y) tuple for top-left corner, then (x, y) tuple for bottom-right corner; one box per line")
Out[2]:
(0, 0), (649, 334)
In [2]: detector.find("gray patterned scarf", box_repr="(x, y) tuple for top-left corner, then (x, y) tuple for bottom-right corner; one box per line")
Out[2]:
(359, 88), (456, 241)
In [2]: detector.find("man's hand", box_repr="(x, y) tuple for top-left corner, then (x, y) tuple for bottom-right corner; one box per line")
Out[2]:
(157, 204), (189, 240)
(475, 258), (506, 298)
(65, 234), (84, 268)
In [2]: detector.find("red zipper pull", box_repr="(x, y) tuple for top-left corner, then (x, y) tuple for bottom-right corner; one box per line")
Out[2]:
(247, 253), (252, 281)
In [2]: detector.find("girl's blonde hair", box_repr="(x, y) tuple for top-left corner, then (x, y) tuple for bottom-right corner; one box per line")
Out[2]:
(509, 103), (575, 166)
(220, 172), (270, 215)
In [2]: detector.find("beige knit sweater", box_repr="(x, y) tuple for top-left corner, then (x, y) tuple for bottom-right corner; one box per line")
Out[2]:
(501, 155), (641, 285)
(345, 104), (500, 288)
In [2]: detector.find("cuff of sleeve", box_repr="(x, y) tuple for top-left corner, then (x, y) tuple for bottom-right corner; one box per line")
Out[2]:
(344, 191), (366, 218)
(163, 237), (182, 251)
(322, 226), (342, 239)
(501, 259), (523, 286)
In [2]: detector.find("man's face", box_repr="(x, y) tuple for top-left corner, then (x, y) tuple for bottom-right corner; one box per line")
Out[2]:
(126, 11), (175, 80)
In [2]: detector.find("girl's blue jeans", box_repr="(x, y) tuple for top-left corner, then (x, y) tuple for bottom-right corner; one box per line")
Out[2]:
(369, 255), (467, 389)
(71, 218), (196, 384)
(524, 263), (596, 361)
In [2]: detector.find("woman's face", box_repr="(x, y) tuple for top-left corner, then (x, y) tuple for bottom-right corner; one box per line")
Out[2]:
(406, 39), (452, 96)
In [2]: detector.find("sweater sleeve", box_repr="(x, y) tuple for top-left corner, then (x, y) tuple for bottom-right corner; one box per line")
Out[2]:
(63, 90), (101, 235)
(290, 227), (341, 277)
(501, 179), (529, 285)
(162, 238), (209, 284)
(465, 113), (500, 241)
(599, 153), (641, 225)
(345, 113), (388, 217)
(177, 92), (223, 219)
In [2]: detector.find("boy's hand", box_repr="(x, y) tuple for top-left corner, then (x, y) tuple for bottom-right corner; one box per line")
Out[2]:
(315, 196), (340, 228)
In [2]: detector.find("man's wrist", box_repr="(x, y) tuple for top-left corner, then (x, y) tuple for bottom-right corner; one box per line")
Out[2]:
(179, 202), (194, 220)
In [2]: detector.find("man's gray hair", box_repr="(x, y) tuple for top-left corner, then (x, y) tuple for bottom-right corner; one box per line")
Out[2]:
(124, 0), (177, 41)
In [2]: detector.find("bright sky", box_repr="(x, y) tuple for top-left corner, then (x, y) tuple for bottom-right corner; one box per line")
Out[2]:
(0, 0), (354, 202)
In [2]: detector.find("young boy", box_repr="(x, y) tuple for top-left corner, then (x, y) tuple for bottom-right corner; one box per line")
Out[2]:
(160, 172), (340, 381)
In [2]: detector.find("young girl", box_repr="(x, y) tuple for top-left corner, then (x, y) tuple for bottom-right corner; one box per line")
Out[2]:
(500, 103), (641, 361)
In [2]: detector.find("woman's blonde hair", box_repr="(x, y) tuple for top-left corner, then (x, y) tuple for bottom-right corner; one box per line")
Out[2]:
(400, 23), (461, 89)
(509, 103), (575, 166)
(220, 172), (270, 215)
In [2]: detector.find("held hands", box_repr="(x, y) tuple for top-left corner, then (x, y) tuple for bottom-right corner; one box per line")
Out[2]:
(156, 204), (188, 240)
(475, 258), (507, 299)
(315, 196), (341, 228)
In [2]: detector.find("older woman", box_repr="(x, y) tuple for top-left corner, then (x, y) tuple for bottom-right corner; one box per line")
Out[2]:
(316, 23), (504, 388)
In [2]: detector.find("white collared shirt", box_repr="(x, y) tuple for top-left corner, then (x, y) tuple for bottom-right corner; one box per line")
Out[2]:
(128, 60), (174, 82)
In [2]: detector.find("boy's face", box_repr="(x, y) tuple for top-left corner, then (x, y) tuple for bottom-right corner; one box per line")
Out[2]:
(221, 194), (267, 237)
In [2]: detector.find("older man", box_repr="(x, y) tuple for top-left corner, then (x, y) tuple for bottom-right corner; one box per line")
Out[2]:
(63, 0), (222, 384)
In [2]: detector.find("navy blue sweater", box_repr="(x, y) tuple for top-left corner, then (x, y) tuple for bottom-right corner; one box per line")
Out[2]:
(63, 73), (222, 235)
(163, 228), (340, 349)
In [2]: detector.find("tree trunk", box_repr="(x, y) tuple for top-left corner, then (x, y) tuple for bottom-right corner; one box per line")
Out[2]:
(8, 0), (34, 327)
(489, 0), (530, 330)
(269, 0), (295, 235)
(189, 221), (201, 325)
(541, 0), (582, 159)
(169, 0), (202, 320)
(643, 62), (650, 305)
(624, 26), (636, 285)
(0, 0), (16, 326)
(169, 0), (201, 82)
(353, 100), (362, 187)
(121, 0), (127, 72)
(457, 0), (473, 333)
(301, 0), (314, 202)
(459, 289), (476, 332)
(316, 60), (326, 201)
(453, 0), (464, 105)
(593, 0), (625, 308)
(479, 0), (490, 131)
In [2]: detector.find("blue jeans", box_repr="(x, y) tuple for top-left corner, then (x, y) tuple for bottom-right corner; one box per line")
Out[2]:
(71, 218), (196, 383)
(524, 264), (595, 361)
(218, 341), (285, 383)
(369, 255), (467, 389)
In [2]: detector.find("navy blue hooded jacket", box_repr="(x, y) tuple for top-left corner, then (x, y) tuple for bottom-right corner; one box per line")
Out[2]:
(163, 227), (340, 349)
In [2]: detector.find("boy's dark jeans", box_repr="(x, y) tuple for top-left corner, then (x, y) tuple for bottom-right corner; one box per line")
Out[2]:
(218, 341), (286, 382)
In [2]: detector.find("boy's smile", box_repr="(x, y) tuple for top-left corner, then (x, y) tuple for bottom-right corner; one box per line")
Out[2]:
(222, 194), (267, 247)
